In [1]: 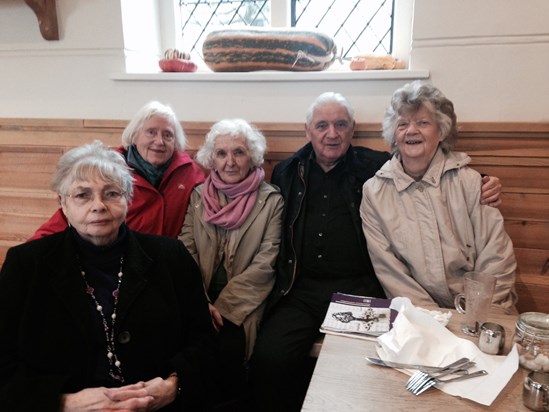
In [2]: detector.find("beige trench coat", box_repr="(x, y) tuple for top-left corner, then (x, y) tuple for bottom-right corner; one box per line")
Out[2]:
(179, 182), (283, 359)
(360, 149), (517, 314)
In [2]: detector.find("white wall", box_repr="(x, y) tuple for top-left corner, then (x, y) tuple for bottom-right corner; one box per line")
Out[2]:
(0, 0), (548, 123)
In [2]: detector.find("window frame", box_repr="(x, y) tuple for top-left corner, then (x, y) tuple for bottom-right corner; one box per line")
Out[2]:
(124, 0), (416, 76)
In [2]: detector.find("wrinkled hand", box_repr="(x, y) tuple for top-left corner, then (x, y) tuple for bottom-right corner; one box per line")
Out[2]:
(121, 376), (178, 411)
(61, 383), (153, 412)
(209, 303), (224, 331)
(480, 175), (502, 207)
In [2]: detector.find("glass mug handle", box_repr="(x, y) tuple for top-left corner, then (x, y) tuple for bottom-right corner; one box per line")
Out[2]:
(454, 293), (466, 314)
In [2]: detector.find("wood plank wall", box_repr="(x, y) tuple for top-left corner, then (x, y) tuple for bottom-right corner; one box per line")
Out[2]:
(1, 119), (547, 314)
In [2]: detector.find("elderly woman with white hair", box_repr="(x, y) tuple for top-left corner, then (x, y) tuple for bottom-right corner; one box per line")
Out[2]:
(179, 119), (283, 408)
(30, 101), (205, 240)
(360, 81), (517, 314)
(0, 140), (216, 411)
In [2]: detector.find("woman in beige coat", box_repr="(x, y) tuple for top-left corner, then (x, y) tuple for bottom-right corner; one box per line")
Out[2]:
(360, 81), (517, 314)
(178, 119), (283, 408)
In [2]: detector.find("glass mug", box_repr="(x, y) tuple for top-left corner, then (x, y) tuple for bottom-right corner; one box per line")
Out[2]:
(454, 272), (496, 336)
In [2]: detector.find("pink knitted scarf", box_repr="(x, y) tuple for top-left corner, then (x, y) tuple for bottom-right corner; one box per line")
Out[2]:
(202, 167), (265, 230)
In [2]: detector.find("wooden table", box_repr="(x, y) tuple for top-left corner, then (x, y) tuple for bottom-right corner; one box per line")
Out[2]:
(302, 310), (530, 411)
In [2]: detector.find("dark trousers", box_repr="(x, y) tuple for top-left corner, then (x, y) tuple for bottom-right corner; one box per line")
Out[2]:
(248, 279), (332, 412)
(248, 275), (384, 412)
(212, 319), (247, 412)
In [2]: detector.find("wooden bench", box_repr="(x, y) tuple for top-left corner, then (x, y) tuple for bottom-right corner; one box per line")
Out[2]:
(1, 119), (548, 316)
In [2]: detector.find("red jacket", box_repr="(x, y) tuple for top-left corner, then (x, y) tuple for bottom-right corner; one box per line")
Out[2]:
(28, 147), (205, 240)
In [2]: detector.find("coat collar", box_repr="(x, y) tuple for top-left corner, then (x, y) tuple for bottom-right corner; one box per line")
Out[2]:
(375, 148), (471, 192)
(44, 228), (153, 336)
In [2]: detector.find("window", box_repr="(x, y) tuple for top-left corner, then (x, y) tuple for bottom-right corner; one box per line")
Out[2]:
(176, 0), (395, 63)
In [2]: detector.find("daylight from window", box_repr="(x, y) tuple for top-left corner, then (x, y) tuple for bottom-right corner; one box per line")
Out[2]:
(177, 0), (394, 63)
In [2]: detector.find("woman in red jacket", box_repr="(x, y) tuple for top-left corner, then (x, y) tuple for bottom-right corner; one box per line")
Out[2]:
(29, 101), (205, 240)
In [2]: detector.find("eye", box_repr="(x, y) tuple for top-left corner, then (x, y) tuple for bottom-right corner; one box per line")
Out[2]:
(215, 150), (227, 158)
(145, 128), (156, 137)
(74, 191), (92, 200)
(104, 190), (123, 200)
(335, 121), (349, 129)
(316, 121), (328, 130)
(162, 131), (175, 141)
(234, 148), (246, 156)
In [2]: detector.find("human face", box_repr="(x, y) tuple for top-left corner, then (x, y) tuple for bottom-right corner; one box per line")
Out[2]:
(133, 115), (176, 167)
(395, 105), (442, 179)
(212, 134), (253, 184)
(305, 103), (354, 172)
(61, 175), (128, 246)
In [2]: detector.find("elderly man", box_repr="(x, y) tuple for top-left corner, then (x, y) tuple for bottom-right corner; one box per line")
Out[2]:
(249, 92), (502, 411)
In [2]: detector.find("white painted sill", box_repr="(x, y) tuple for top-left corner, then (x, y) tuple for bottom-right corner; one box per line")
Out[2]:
(111, 69), (429, 83)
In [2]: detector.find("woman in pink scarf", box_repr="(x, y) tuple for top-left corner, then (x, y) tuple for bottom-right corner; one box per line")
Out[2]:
(178, 119), (283, 409)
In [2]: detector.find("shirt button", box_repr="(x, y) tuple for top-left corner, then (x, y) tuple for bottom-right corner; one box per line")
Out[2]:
(317, 254), (323, 259)
(318, 233), (323, 237)
(118, 331), (131, 344)
(418, 185), (424, 192)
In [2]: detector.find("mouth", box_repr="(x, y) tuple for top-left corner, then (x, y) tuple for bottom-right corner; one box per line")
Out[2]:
(89, 220), (110, 225)
(405, 139), (422, 145)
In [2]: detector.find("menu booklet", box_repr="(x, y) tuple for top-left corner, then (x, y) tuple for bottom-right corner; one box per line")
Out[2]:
(320, 292), (398, 340)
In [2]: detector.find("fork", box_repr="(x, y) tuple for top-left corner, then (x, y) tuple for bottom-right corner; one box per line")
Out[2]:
(405, 358), (473, 391)
(408, 369), (488, 396)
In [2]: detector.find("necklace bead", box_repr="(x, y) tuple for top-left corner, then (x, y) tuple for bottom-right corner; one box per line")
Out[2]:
(79, 255), (125, 383)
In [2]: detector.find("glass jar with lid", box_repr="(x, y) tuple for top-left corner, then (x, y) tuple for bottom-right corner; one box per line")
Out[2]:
(513, 312), (549, 371)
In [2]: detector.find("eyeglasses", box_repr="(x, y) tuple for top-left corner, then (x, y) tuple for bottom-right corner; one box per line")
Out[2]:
(63, 189), (126, 206)
(143, 127), (175, 142)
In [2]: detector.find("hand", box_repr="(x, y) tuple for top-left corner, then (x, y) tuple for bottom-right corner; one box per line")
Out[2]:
(480, 175), (502, 207)
(61, 383), (153, 412)
(209, 303), (224, 331)
(118, 376), (179, 411)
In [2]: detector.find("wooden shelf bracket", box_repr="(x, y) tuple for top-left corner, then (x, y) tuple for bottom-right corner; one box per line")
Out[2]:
(24, 0), (59, 41)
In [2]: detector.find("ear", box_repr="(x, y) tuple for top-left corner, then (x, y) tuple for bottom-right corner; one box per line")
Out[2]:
(59, 195), (68, 215)
(305, 122), (312, 142)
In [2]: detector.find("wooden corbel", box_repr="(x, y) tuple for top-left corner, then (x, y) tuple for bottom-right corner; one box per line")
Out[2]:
(24, 0), (59, 41)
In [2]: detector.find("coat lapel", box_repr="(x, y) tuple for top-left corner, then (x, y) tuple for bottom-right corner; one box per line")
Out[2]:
(45, 230), (95, 341)
(115, 231), (153, 322)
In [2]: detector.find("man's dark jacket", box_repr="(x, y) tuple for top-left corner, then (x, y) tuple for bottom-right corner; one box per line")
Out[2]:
(267, 142), (391, 312)
(0, 228), (217, 412)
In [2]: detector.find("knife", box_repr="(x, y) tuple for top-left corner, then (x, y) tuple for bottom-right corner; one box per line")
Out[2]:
(365, 356), (472, 372)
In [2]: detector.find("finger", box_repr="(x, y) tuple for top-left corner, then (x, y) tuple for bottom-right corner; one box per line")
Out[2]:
(105, 387), (149, 402)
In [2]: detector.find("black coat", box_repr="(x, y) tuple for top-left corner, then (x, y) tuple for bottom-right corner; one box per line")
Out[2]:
(268, 142), (390, 312)
(0, 228), (217, 412)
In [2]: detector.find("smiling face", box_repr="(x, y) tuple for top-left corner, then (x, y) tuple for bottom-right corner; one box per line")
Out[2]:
(395, 105), (442, 179)
(212, 134), (253, 184)
(61, 174), (128, 246)
(305, 103), (355, 172)
(133, 115), (176, 167)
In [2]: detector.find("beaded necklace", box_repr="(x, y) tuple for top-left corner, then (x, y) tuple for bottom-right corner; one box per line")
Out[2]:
(78, 256), (125, 383)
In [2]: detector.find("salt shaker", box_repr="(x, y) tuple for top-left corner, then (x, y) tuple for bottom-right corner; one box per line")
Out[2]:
(523, 371), (549, 411)
(479, 322), (506, 355)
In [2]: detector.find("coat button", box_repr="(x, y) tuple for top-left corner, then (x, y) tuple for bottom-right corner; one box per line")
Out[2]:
(118, 331), (131, 344)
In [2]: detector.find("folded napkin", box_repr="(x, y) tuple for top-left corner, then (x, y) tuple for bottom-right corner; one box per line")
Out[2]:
(377, 298), (518, 406)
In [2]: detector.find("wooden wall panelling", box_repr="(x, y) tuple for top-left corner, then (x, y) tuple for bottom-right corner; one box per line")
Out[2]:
(0, 119), (547, 313)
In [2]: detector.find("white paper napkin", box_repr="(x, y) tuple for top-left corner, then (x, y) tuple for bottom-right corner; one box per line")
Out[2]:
(377, 299), (518, 406)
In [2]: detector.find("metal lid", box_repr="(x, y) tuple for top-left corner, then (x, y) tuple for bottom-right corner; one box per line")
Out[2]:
(516, 312), (549, 338)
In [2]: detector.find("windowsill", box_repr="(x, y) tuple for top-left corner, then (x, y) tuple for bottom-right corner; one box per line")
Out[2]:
(110, 69), (429, 82)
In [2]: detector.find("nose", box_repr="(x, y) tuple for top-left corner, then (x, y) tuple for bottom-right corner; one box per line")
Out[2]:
(89, 194), (107, 211)
(327, 123), (338, 136)
(151, 131), (165, 144)
(405, 122), (419, 135)
(226, 153), (236, 166)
